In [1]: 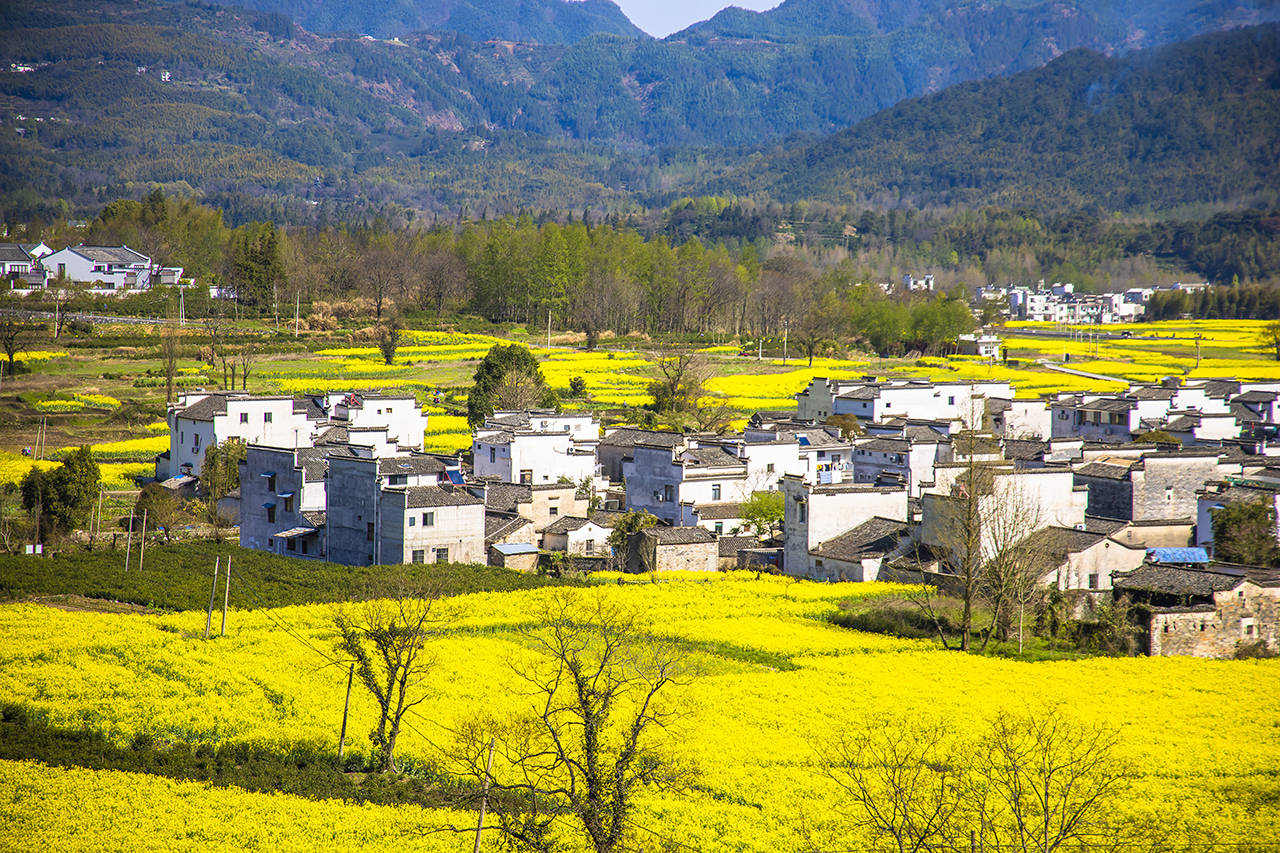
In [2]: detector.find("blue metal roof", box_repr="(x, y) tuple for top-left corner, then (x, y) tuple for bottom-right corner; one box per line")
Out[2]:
(492, 543), (537, 556)
(1146, 547), (1209, 564)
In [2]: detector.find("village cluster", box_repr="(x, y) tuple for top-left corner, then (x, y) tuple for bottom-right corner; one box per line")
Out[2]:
(0, 242), (185, 293)
(154, 366), (1280, 659)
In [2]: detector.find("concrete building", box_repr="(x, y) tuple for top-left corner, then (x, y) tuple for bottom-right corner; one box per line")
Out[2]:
(852, 433), (951, 495)
(780, 474), (910, 581)
(624, 442), (749, 527)
(238, 444), (339, 558)
(627, 526), (719, 573)
(1195, 481), (1280, 555)
(957, 333), (1002, 359)
(164, 392), (321, 478)
(1015, 524), (1146, 591)
(987, 397), (1052, 440)
(41, 244), (152, 291)
(1114, 563), (1280, 657)
(541, 510), (625, 556)
(596, 428), (686, 484)
(1073, 450), (1234, 524)
(472, 410), (600, 485)
(1050, 396), (1139, 443)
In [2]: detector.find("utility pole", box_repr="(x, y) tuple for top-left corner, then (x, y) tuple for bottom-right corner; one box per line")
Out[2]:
(204, 558), (220, 640)
(782, 319), (789, 365)
(473, 738), (496, 853)
(293, 292), (300, 338)
(91, 489), (103, 549)
(220, 556), (231, 636)
(137, 508), (148, 571)
(123, 511), (134, 571)
(337, 663), (354, 763)
(546, 307), (551, 349)
(179, 287), (185, 326)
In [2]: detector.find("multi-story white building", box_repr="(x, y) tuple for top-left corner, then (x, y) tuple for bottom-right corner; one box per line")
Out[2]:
(472, 410), (600, 485)
(41, 244), (153, 291)
(780, 474), (910, 581)
(623, 441), (749, 527)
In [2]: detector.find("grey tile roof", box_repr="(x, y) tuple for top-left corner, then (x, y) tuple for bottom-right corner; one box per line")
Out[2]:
(813, 517), (907, 561)
(645, 526), (717, 545)
(485, 510), (531, 542)
(1075, 461), (1132, 480)
(1113, 564), (1243, 597)
(76, 245), (149, 264)
(1016, 526), (1109, 562)
(719, 534), (760, 557)
(1002, 439), (1048, 461)
(1234, 390), (1278, 404)
(301, 510), (327, 527)
(600, 428), (684, 448)
(542, 515), (592, 535)
(695, 502), (745, 520)
(403, 485), (484, 508)
(0, 244), (31, 263)
(175, 394), (230, 422)
(679, 447), (745, 469)
(1083, 516), (1129, 535)
(1230, 402), (1263, 424)
(483, 483), (532, 512)
(378, 455), (447, 476)
(860, 438), (910, 453)
(1130, 387), (1177, 401)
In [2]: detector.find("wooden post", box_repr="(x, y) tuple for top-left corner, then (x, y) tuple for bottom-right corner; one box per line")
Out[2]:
(338, 663), (354, 763)
(220, 557), (231, 637)
(92, 489), (103, 549)
(123, 511), (134, 572)
(137, 508), (148, 571)
(205, 558), (220, 640)
(473, 737), (496, 853)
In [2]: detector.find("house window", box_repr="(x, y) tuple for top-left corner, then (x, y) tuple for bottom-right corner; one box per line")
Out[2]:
(266, 475), (276, 492)
(423, 512), (434, 526)
(766, 463), (775, 473)
(193, 434), (201, 448)
(283, 496), (293, 513)
(366, 522), (375, 541)
(411, 549), (425, 564)
(520, 470), (533, 485)
(1088, 574), (1098, 590)
(490, 448), (496, 464)
(409, 516), (415, 527)
(663, 485), (674, 502)
(712, 484), (721, 501)
(287, 539), (296, 552)
(386, 407), (392, 414)
(585, 540), (595, 554)
(264, 412), (272, 423)
(549, 506), (559, 517)
(948, 396), (955, 405)
(301, 541), (308, 555)
(434, 547), (449, 563)
(798, 502), (807, 523)
(240, 412), (248, 424)
(388, 474), (406, 486)
(266, 506), (276, 523)
(714, 522), (723, 534)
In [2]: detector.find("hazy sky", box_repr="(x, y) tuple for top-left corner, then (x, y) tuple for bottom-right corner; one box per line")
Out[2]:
(614, 1), (781, 38)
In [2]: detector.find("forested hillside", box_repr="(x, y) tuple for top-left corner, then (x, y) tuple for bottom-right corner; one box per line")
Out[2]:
(728, 24), (1280, 210)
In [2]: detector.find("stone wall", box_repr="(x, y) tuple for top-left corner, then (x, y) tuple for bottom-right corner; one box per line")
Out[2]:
(1148, 582), (1280, 657)
(1075, 474), (1132, 520)
(654, 541), (718, 573)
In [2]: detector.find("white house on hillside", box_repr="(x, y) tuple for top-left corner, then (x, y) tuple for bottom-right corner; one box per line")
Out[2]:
(472, 410), (600, 485)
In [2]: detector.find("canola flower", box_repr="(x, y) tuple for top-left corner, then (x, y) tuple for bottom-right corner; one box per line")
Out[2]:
(74, 393), (122, 410)
(57, 435), (170, 462)
(33, 399), (85, 413)
(1, 575), (1277, 852)
(0, 451), (58, 485)
(13, 350), (68, 363)
(99, 462), (153, 490)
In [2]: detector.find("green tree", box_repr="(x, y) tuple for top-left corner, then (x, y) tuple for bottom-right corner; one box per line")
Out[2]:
(739, 490), (784, 538)
(376, 318), (402, 365)
(20, 446), (100, 541)
(467, 343), (550, 427)
(133, 482), (188, 542)
(201, 439), (247, 503)
(1210, 498), (1280, 566)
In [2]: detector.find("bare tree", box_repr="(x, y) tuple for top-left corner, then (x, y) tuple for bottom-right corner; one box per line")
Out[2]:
(333, 591), (438, 773)
(976, 710), (1127, 853)
(826, 718), (967, 853)
(452, 591), (690, 853)
(237, 342), (257, 390)
(0, 296), (36, 378)
(376, 317), (402, 365)
(826, 710), (1128, 853)
(416, 249), (466, 322)
(160, 323), (182, 404)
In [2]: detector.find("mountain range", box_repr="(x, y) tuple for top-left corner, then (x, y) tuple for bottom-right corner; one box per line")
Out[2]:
(0, 0), (1277, 223)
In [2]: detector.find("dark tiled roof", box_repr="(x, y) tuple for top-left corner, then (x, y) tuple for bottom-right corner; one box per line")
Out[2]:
(378, 455), (447, 476)
(719, 534), (760, 557)
(483, 483), (532, 512)
(293, 398), (327, 419)
(679, 446), (744, 469)
(860, 438), (910, 453)
(1130, 387), (1177, 401)
(695, 502), (745, 520)
(403, 485), (484, 508)
(813, 517), (907, 561)
(296, 447), (331, 481)
(1081, 398), (1136, 413)
(600, 428), (684, 448)
(1002, 439), (1048, 461)
(1075, 461), (1132, 480)
(1230, 402), (1263, 424)
(301, 510), (327, 527)
(485, 510), (531, 542)
(1113, 564), (1243, 597)
(1233, 390), (1278, 404)
(645, 526), (717, 545)
(1016, 526), (1109, 562)
(0, 244), (30, 262)
(838, 386), (880, 400)
(1164, 415), (1199, 432)
(75, 245), (149, 264)
(1192, 379), (1240, 399)
(542, 515), (591, 534)
(1083, 516), (1129, 535)
(176, 394), (229, 422)
(313, 425), (350, 444)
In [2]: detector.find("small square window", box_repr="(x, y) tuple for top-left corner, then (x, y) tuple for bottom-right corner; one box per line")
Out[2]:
(714, 522), (723, 535)
(240, 412), (248, 424)
(549, 506), (559, 517)
(266, 506), (276, 523)
(366, 522), (375, 541)
(408, 516), (415, 527)
(287, 539), (296, 551)
(264, 412), (272, 423)
(411, 549), (425, 564)
(434, 547), (449, 563)
(423, 512), (434, 527)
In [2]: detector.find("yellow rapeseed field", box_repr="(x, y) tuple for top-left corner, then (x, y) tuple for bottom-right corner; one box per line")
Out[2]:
(1, 576), (1277, 851)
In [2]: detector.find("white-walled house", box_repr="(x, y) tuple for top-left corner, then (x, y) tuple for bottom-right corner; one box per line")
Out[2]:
(852, 434), (950, 495)
(239, 444), (339, 558)
(780, 474), (910, 581)
(624, 442), (749, 526)
(825, 379), (1014, 427)
(164, 392), (321, 478)
(41, 244), (152, 291)
(541, 511), (624, 556)
(324, 392), (430, 451)
(472, 410), (599, 485)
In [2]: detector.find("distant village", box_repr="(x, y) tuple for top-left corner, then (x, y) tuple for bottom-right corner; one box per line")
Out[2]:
(155, 364), (1280, 660)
